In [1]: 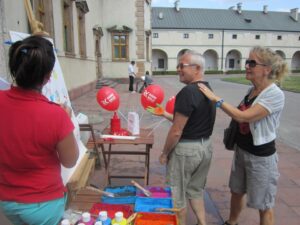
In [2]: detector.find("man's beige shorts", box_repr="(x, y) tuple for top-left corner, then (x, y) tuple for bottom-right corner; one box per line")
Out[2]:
(166, 138), (213, 208)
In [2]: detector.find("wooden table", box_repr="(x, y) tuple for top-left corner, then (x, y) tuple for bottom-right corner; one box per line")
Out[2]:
(90, 128), (154, 185)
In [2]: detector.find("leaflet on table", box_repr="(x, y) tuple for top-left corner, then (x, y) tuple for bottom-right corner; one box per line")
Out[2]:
(100, 134), (138, 140)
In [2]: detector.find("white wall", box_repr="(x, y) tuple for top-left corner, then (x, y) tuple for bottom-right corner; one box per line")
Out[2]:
(99, 0), (152, 78)
(52, 0), (98, 90)
(152, 28), (300, 70)
(101, 0), (136, 62)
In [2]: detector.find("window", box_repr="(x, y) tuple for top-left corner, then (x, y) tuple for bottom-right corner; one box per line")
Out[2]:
(112, 33), (128, 61)
(32, 0), (54, 38)
(208, 34), (214, 39)
(62, 0), (74, 55)
(277, 35), (282, 40)
(255, 35), (260, 40)
(229, 59), (235, 68)
(145, 30), (151, 62)
(146, 36), (150, 62)
(158, 58), (164, 69)
(153, 33), (159, 38)
(183, 33), (189, 39)
(232, 34), (237, 39)
(76, 2), (88, 58)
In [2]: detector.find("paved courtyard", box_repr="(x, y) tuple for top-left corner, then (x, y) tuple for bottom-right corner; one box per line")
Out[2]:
(1, 75), (300, 225)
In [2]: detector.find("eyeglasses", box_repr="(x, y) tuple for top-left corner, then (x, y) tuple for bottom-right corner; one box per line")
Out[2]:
(245, 59), (267, 68)
(176, 63), (199, 69)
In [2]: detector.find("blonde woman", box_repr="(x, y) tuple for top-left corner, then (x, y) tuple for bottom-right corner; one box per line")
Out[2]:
(199, 46), (288, 225)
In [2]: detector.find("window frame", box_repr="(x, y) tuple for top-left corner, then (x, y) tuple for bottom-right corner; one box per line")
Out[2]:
(62, 0), (75, 56)
(32, 0), (55, 38)
(111, 32), (129, 61)
(77, 6), (87, 58)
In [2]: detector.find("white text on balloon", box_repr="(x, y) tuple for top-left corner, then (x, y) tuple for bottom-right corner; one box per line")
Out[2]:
(143, 90), (157, 103)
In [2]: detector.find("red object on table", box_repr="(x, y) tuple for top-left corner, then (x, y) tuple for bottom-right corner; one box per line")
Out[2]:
(110, 112), (121, 134)
(110, 112), (130, 136)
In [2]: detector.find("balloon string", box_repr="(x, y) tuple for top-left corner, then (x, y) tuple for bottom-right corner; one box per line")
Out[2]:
(118, 110), (128, 122)
(147, 118), (167, 137)
(144, 117), (163, 129)
(139, 111), (144, 122)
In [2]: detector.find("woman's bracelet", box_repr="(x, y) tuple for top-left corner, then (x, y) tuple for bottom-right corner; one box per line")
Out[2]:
(216, 99), (224, 108)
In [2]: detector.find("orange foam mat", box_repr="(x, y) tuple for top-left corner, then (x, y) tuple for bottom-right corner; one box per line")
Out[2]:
(134, 212), (178, 225)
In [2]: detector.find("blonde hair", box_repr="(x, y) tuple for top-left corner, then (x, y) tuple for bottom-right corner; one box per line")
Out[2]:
(251, 46), (289, 82)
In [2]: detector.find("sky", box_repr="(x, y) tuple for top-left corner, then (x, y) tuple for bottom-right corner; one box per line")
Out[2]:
(151, 0), (299, 12)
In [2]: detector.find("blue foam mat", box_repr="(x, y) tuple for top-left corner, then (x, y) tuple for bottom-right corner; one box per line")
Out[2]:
(101, 185), (137, 204)
(134, 197), (173, 213)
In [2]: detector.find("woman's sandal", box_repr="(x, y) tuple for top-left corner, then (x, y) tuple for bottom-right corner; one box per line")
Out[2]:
(223, 221), (238, 225)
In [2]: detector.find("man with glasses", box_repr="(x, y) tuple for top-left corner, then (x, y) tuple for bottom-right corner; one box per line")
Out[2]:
(159, 50), (216, 225)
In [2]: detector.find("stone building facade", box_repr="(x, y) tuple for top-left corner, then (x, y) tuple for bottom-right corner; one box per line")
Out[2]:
(152, 3), (300, 72)
(0, 0), (152, 99)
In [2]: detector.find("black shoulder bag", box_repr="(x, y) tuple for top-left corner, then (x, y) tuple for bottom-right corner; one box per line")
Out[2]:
(223, 119), (238, 150)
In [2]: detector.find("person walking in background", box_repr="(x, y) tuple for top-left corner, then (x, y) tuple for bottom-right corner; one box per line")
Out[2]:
(128, 60), (136, 93)
(198, 46), (288, 225)
(158, 50), (216, 225)
(137, 70), (153, 93)
(0, 35), (79, 225)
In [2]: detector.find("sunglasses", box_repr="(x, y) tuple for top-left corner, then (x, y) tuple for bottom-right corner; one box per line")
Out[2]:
(245, 59), (267, 68)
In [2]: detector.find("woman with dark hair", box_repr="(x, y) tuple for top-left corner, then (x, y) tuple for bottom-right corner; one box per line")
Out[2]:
(199, 46), (288, 225)
(0, 35), (79, 225)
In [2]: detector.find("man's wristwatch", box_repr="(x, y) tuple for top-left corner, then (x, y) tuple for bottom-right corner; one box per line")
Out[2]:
(216, 99), (224, 108)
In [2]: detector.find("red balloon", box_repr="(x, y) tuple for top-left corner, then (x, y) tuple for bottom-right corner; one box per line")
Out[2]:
(96, 87), (120, 111)
(141, 84), (164, 109)
(165, 96), (176, 114)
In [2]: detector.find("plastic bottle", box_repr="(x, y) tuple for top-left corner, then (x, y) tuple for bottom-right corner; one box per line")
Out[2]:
(61, 219), (71, 225)
(94, 222), (103, 225)
(77, 212), (95, 225)
(96, 211), (111, 225)
(63, 209), (81, 225)
(110, 112), (121, 134)
(111, 212), (126, 225)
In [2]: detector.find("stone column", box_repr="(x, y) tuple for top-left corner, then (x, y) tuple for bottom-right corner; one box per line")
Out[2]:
(0, 0), (9, 81)
(135, 0), (145, 77)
